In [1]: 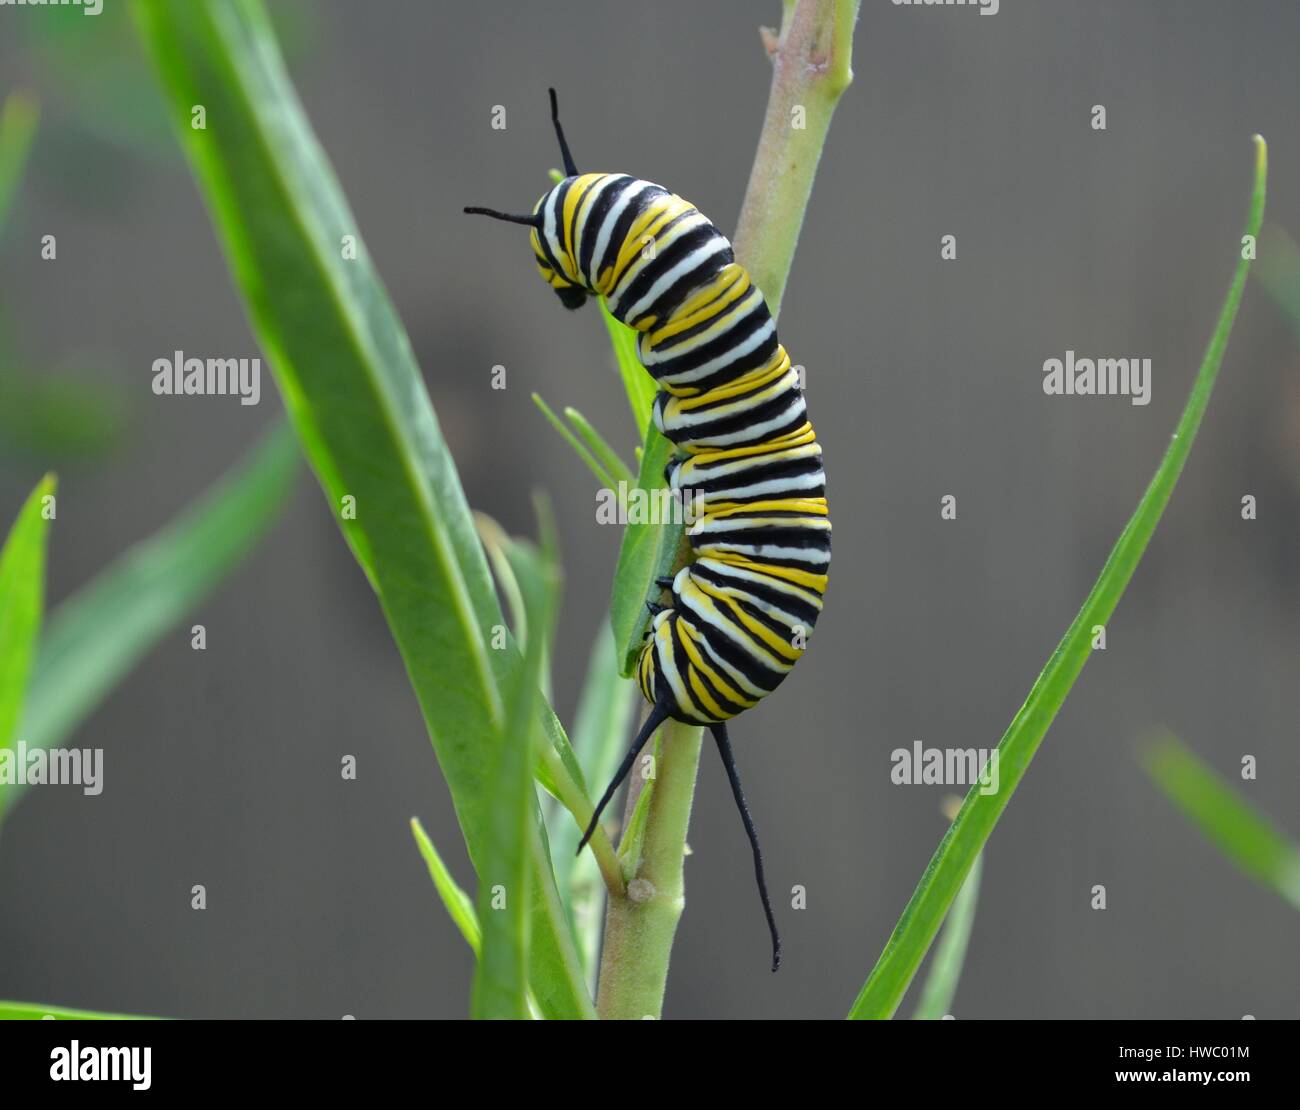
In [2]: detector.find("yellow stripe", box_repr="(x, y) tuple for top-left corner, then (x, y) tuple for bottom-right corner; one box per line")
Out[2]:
(647, 267), (751, 344)
(714, 555), (828, 594)
(704, 499), (829, 518)
(678, 623), (759, 710)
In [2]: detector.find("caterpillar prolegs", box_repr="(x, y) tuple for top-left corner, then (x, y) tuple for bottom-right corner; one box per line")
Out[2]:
(466, 92), (830, 971)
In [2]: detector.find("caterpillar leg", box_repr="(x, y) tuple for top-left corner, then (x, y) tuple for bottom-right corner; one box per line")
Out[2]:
(710, 722), (781, 972)
(576, 700), (670, 853)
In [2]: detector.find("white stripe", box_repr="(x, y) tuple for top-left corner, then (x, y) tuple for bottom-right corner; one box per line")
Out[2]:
(616, 236), (730, 322)
(641, 290), (765, 366)
(692, 557), (824, 608)
(590, 180), (658, 288)
(691, 541), (831, 564)
(691, 472), (825, 501)
(677, 591), (793, 676)
(663, 398), (805, 447)
(571, 175), (619, 280)
(656, 317), (776, 385)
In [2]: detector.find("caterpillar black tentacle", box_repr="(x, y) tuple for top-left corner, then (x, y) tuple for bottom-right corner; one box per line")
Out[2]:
(467, 90), (830, 972)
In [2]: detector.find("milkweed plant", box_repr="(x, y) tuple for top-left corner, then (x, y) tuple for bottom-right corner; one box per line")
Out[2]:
(0, 0), (1288, 1021)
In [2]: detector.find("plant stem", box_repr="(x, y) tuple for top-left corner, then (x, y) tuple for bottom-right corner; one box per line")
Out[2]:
(592, 0), (859, 1019)
(595, 718), (703, 1020)
(733, 0), (860, 318)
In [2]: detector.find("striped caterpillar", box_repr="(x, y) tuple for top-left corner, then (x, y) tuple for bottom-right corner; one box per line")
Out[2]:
(467, 92), (830, 970)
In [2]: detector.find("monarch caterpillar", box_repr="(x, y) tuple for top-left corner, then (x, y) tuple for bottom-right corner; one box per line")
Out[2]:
(467, 91), (830, 971)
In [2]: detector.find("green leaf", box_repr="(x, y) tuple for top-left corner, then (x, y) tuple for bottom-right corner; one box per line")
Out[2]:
(911, 852), (982, 1019)
(563, 407), (635, 489)
(545, 618), (637, 978)
(600, 302), (656, 437)
(616, 742), (659, 882)
(532, 394), (619, 492)
(0, 91), (39, 235)
(848, 136), (1268, 1020)
(609, 423), (681, 676)
(0, 476), (55, 792)
(132, 0), (592, 1019)
(474, 513), (529, 651)
(9, 421), (296, 815)
(473, 508), (561, 1020)
(0, 1001), (155, 1020)
(1141, 734), (1300, 912)
(410, 817), (482, 954)
(476, 511), (598, 811)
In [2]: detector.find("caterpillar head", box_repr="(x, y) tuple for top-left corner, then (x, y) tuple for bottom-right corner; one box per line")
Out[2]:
(464, 88), (589, 311)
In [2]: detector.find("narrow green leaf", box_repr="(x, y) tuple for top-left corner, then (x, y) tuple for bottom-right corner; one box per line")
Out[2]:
(563, 407), (635, 489)
(10, 421), (296, 814)
(532, 394), (618, 492)
(473, 509), (560, 1020)
(600, 302), (657, 436)
(911, 853), (982, 1019)
(0, 1001), (155, 1020)
(616, 745), (658, 881)
(0, 91), (39, 234)
(476, 510), (597, 807)
(410, 817), (482, 954)
(609, 423), (681, 676)
(133, 0), (593, 1019)
(546, 619), (637, 978)
(849, 137), (1268, 1020)
(474, 512), (528, 649)
(1141, 734), (1300, 912)
(0, 476), (55, 791)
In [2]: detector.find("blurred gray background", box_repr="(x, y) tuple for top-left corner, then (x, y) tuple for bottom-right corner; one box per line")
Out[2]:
(1, 0), (1297, 1019)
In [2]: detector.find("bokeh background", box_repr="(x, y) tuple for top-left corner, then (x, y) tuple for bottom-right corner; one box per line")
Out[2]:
(1, 0), (1298, 1019)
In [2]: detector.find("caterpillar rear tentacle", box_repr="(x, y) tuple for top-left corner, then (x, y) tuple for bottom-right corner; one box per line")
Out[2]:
(466, 90), (830, 973)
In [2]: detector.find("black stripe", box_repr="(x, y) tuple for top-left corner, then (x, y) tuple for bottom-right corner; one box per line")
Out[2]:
(595, 183), (667, 292)
(691, 525), (831, 554)
(648, 307), (772, 382)
(576, 175), (632, 282)
(650, 286), (756, 354)
(688, 563), (822, 625)
(692, 459), (825, 500)
(674, 624), (749, 718)
(617, 221), (725, 324)
(534, 179), (574, 282)
(682, 607), (786, 691)
(567, 175), (607, 276)
(665, 390), (804, 446)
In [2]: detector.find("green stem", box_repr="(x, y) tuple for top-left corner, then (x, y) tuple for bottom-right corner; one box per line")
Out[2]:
(592, 0), (859, 1020)
(733, 0), (860, 318)
(595, 718), (703, 1020)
